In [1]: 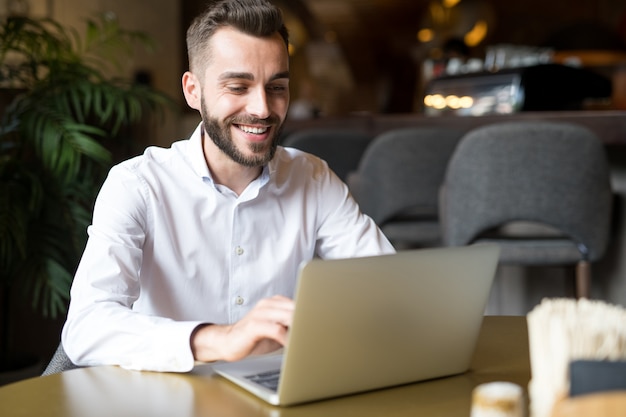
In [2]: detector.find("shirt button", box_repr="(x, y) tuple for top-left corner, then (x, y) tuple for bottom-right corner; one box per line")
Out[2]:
(235, 246), (244, 255)
(235, 296), (244, 305)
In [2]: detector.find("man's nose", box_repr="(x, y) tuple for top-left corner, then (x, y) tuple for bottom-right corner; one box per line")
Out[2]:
(246, 88), (271, 119)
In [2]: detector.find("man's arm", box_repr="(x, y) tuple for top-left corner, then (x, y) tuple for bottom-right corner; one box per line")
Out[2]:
(62, 163), (203, 372)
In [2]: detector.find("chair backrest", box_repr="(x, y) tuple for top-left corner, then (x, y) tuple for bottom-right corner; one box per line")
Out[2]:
(42, 343), (81, 376)
(349, 127), (464, 225)
(440, 121), (613, 261)
(281, 128), (373, 182)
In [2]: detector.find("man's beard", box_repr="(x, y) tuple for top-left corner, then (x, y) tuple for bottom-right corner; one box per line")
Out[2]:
(201, 97), (283, 168)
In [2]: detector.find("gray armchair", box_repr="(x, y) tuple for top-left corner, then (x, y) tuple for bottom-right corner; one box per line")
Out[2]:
(281, 128), (373, 182)
(439, 121), (613, 299)
(42, 343), (81, 376)
(348, 127), (464, 249)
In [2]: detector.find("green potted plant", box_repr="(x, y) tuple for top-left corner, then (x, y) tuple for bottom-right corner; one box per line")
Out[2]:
(0, 13), (172, 378)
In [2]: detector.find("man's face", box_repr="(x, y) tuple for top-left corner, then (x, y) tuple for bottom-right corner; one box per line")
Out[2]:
(198, 27), (290, 167)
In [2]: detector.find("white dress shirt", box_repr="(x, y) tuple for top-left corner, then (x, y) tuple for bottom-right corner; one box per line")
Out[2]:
(62, 123), (395, 372)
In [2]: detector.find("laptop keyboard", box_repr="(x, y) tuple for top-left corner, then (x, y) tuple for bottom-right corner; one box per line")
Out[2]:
(245, 369), (281, 391)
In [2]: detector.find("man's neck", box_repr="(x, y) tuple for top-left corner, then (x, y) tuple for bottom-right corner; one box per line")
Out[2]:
(202, 134), (262, 196)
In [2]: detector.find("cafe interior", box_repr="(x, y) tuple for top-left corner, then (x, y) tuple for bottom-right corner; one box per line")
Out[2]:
(1, 0), (626, 415)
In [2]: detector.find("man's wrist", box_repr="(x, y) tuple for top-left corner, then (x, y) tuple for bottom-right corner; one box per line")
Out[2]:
(190, 323), (225, 363)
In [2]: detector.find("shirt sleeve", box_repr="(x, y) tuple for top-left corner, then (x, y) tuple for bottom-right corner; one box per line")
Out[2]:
(61, 164), (203, 372)
(313, 166), (396, 259)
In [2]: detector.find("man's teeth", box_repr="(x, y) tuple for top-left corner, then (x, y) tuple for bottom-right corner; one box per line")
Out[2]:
(239, 125), (268, 134)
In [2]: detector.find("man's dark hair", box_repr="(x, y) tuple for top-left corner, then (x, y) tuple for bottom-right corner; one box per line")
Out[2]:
(186, 0), (289, 73)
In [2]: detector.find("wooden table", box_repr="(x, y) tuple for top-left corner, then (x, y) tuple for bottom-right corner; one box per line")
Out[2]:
(0, 316), (530, 417)
(552, 392), (626, 417)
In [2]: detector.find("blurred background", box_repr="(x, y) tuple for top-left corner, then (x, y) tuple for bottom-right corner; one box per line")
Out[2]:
(2, 0), (626, 383)
(3, 0), (623, 147)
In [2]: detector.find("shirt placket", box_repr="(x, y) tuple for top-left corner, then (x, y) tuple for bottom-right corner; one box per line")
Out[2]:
(229, 202), (246, 323)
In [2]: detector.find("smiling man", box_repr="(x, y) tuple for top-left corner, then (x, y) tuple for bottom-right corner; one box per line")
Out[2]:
(61, 0), (395, 372)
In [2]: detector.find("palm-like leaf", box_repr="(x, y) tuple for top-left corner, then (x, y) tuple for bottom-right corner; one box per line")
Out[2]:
(0, 13), (172, 329)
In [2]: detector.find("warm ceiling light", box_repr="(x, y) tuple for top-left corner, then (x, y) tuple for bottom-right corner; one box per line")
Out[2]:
(464, 20), (488, 47)
(417, 28), (434, 43)
(428, 1), (446, 25)
(443, 0), (461, 8)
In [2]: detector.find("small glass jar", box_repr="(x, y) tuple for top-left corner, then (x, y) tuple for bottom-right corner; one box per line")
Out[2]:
(471, 381), (524, 417)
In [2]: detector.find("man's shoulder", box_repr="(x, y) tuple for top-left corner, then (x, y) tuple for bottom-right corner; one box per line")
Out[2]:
(126, 138), (188, 162)
(275, 145), (325, 167)
(272, 146), (334, 184)
(112, 139), (191, 177)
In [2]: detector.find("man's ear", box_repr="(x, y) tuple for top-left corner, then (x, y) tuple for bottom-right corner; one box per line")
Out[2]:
(182, 71), (201, 111)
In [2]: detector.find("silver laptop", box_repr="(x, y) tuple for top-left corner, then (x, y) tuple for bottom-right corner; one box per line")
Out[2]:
(212, 244), (500, 406)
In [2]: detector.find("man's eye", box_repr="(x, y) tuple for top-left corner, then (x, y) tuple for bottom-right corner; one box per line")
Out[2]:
(267, 85), (287, 93)
(227, 85), (247, 93)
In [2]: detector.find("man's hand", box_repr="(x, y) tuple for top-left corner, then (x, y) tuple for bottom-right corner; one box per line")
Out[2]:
(191, 295), (294, 362)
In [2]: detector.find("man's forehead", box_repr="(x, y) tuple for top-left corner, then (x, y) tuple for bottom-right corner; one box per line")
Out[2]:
(209, 26), (287, 54)
(205, 28), (289, 80)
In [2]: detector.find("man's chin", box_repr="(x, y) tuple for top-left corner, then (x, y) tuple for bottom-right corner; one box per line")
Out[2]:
(229, 143), (273, 167)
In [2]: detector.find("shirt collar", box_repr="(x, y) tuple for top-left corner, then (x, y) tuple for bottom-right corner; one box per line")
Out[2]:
(188, 122), (213, 181)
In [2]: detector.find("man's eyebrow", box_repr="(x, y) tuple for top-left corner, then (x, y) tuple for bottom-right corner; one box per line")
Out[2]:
(218, 72), (254, 81)
(271, 71), (290, 81)
(217, 71), (290, 82)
